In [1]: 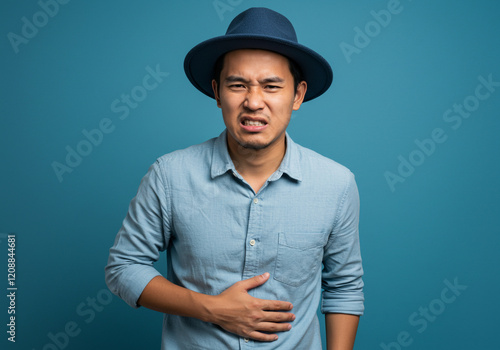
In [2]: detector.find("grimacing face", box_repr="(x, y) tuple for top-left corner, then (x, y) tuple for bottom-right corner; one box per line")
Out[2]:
(212, 49), (307, 152)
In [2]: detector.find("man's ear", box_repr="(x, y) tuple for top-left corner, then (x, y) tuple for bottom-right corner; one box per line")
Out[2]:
(293, 81), (307, 111)
(212, 79), (221, 108)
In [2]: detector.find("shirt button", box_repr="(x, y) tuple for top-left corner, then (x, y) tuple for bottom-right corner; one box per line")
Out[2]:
(244, 338), (249, 342)
(253, 198), (259, 204)
(250, 239), (256, 246)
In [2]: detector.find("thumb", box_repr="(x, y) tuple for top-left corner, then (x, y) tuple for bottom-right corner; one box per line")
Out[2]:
(239, 272), (270, 291)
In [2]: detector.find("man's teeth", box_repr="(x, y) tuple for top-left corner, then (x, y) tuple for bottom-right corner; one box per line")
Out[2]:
(244, 120), (265, 126)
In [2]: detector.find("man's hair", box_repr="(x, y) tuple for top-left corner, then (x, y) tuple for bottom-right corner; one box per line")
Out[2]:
(213, 52), (304, 95)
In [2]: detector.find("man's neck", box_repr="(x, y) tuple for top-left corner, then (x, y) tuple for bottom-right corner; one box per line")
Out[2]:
(227, 135), (286, 193)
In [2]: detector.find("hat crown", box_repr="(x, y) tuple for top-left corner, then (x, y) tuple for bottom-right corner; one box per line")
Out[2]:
(226, 7), (298, 43)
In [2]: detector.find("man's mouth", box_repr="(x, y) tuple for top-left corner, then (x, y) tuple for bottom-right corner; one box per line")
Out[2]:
(240, 116), (268, 132)
(242, 120), (266, 126)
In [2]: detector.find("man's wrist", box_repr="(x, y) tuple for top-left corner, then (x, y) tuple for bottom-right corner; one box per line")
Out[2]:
(193, 292), (217, 324)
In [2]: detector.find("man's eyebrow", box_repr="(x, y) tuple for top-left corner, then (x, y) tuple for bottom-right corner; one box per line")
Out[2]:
(224, 75), (285, 84)
(259, 76), (285, 84)
(224, 75), (250, 84)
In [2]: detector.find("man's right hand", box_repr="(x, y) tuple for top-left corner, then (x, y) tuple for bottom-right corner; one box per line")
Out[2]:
(205, 272), (295, 342)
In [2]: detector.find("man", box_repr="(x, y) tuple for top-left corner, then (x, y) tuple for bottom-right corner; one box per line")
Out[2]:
(105, 7), (364, 350)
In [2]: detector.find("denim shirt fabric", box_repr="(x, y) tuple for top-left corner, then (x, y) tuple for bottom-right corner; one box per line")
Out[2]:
(105, 130), (364, 350)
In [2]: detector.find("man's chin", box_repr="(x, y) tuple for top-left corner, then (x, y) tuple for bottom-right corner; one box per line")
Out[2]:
(235, 140), (269, 151)
(231, 132), (286, 152)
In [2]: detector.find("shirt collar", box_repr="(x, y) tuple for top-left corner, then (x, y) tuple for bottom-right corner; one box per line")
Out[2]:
(211, 130), (302, 182)
(278, 132), (302, 182)
(211, 130), (235, 178)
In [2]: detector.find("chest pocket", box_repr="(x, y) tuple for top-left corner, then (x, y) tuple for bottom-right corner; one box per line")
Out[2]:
(273, 232), (325, 287)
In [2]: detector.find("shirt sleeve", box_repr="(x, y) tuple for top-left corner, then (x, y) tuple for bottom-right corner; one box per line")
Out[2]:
(105, 160), (170, 308)
(321, 171), (364, 315)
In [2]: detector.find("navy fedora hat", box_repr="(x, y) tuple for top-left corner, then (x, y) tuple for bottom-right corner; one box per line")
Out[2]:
(184, 7), (333, 102)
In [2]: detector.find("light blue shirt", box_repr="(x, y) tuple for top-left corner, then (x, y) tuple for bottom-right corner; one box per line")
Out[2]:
(105, 130), (364, 349)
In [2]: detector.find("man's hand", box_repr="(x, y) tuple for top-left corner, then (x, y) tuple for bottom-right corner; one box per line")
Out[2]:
(206, 272), (295, 342)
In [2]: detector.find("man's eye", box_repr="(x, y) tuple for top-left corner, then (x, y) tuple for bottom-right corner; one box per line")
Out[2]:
(265, 85), (281, 90)
(229, 84), (245, 89)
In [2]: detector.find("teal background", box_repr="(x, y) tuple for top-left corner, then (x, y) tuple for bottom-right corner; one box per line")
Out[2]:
(1, 0), (499, 349)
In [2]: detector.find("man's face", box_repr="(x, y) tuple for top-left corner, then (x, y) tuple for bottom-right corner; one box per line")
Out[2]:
(212, 49), (307, 152)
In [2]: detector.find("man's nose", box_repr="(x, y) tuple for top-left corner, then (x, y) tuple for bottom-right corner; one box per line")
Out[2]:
(243, 87), (265, 111)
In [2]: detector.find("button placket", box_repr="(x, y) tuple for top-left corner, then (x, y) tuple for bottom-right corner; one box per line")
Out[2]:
(242, 196), (262, 280)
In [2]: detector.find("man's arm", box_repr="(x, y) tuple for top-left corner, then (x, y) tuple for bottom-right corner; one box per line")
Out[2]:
(325, 313), (359, 350)
(137, 272), (295, 342)
(322, 172), (364, 347)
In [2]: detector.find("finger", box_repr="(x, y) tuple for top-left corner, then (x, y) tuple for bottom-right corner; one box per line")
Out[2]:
(246, 321), (293, 342)
(261, 299), (294, 311)
(238, 272), (270, 291)
(247, 330), (280, 342)
(256, 321), (293, 333)
(261, 311), (296, 323)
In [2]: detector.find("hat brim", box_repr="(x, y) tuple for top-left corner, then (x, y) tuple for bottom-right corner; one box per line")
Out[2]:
(184, 34), (333, 102)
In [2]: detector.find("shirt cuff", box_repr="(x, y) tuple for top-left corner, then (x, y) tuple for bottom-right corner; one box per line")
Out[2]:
(111, 265), (162, 309)
(321, 290), (365, 316)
